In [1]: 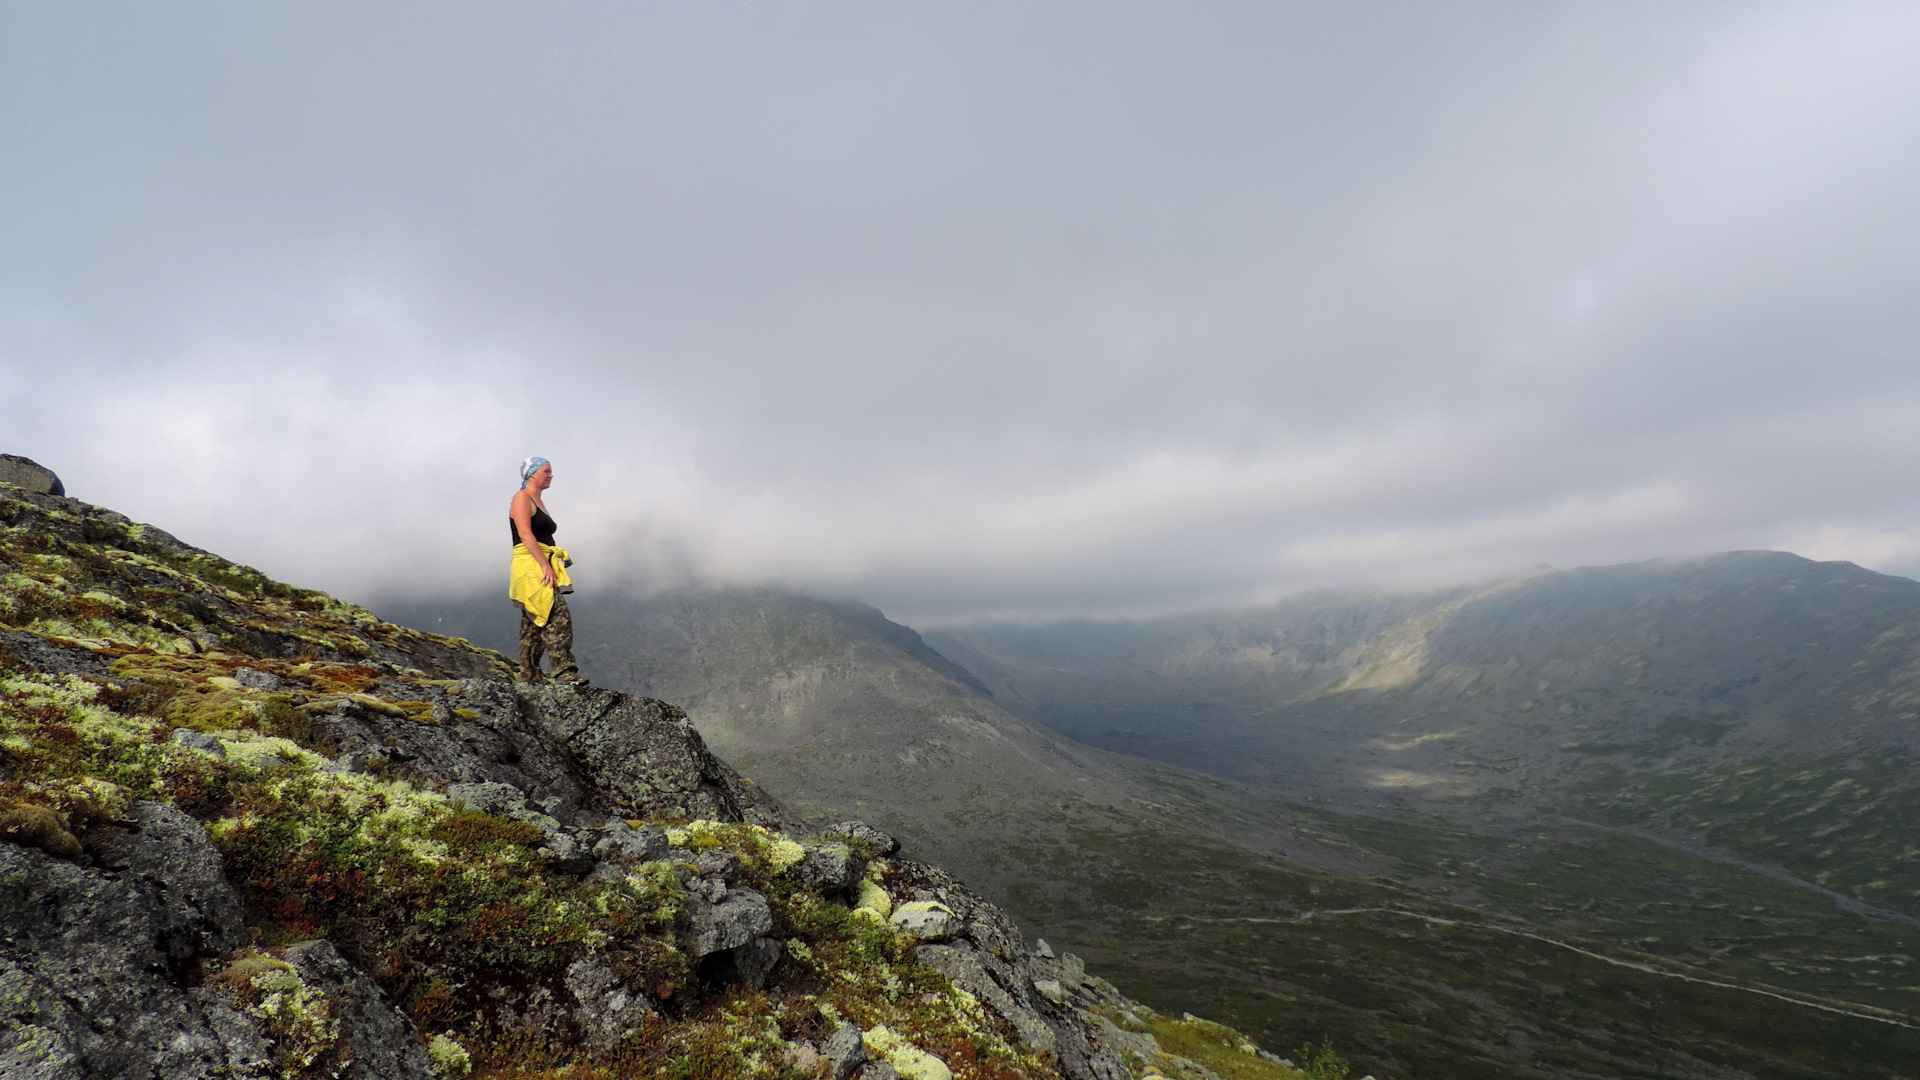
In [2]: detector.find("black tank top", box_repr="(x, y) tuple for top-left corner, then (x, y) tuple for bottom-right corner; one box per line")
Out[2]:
(511, 502), (557, 547)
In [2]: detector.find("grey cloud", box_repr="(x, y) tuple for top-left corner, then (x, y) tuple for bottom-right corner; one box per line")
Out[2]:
(4, 1), (1919, 622)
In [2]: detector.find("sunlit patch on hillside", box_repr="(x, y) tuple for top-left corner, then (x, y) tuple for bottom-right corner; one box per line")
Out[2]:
(937, 713), (1002, 740)
(1364, 769), (1449, 789)
(1373, 731), (1461, 751)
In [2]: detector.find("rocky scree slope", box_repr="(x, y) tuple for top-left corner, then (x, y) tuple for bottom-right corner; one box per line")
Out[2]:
(0, 478), (1315, 1080)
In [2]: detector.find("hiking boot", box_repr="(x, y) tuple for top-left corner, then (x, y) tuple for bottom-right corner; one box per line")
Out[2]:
(552, 670), (589, 686)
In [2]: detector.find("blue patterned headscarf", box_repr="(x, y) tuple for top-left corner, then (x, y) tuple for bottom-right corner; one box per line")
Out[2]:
(519, 456), (550, 488)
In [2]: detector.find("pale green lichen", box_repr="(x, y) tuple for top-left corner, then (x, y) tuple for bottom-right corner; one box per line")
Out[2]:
(864, 1024), (954, 1080)
(667, 818), (809, 874)
(766, 834), (807, 871)
(428, 1032), (472, 1075)
(214, 733), (328, 771)
(854, 878), (893, 921)
(401, 836), (451, 864)
(1, 672), (101, 706)
(347, 693), (415, 719)
(238, 962), (339, 1078)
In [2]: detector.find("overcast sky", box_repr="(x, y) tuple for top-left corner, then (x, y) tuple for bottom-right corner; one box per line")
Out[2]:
(5, 1), (1920, 624)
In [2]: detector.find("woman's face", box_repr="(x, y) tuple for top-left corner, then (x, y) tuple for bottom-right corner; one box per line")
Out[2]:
(532, 463), (553, 490)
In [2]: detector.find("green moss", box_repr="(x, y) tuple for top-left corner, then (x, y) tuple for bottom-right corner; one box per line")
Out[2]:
(218, 950), (341, 1078)
(1117, 1012), (1310, 1080)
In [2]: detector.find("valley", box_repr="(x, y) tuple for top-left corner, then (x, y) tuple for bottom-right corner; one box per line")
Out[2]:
(380, 555), (1920, 1078)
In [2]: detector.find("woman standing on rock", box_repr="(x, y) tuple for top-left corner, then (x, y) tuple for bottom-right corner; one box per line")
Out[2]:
(509, 456), (583, 683)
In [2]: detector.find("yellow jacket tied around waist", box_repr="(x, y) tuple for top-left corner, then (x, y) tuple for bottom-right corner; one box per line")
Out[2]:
(509, 543), (571, 627)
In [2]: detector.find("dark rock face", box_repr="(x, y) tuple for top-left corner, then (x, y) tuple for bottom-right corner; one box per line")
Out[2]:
(521, 683), (798, 830)
(0, 802), (268, 1079)
(312, 678), (613, 826)
(709, 935), (785, 990)
(0, 802), (443, 1080)
(0, 454), (64, 497)
(281, 940), (437, 1080)
(831, 820), (899, 855)
(306, 676), (805, 854)
(0, 628), (109, 678)
(563, 957), (657, 1056)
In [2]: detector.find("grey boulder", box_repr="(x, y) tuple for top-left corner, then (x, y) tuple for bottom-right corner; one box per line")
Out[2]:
(683, 887), (773, 958)
(888, 902), (957, 942)
(172, 728), (227, 759)
(690, 847), (741, 882)
(916, 942), (1054, 1053)
(830, 820), (899, 855)
(709, 935), (785, 990)
(230, 667), (282, 691)
(564, 957), (656, 1055)
(823, 1021), (868, 1080)
(445, 781), (530, 815)
(593, 819), (668, 863)
(519, 686), (796, 829)
(789, 841), (863, 892)
(0, 454), (64, 497)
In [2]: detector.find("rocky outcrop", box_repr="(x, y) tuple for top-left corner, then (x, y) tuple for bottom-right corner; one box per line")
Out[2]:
(0, 476), (1287, 1080)
(0, 799), (444, 1080)
(298, 672), (798, 833)
(873, 861), (1133, 1080)
(0, 483), (501, 678)
(520, 683), (799, 830)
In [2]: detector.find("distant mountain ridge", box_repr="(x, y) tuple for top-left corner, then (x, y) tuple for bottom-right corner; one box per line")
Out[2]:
(929, 551), (1920, 795)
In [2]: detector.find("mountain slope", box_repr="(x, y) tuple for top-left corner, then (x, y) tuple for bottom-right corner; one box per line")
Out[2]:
(1, 475), (1309, 1080)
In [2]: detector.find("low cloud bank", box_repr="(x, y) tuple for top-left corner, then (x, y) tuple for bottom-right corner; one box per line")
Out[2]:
(7, 3), (1920, 623)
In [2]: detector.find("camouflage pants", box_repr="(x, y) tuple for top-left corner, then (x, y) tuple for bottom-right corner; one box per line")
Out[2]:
(518, 593), (579, 682)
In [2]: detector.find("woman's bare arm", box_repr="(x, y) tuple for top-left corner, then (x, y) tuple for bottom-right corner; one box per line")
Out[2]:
(511, 491), (556, 587)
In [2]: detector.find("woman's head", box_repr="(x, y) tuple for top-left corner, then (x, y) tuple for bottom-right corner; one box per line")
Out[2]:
(520, 456), (552, 490)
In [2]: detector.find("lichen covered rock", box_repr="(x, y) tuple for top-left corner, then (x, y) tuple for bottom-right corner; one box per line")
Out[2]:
(0, 801), (264, 1080)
